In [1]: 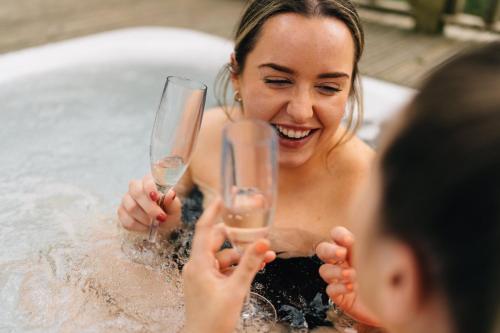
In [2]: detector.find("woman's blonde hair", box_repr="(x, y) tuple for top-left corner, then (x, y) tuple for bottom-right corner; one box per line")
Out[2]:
(215, 0), (365, 147)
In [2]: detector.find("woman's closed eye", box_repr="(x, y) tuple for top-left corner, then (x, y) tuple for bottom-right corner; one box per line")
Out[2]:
(263, 77), (293, 87)
(316, 84), (342, 95)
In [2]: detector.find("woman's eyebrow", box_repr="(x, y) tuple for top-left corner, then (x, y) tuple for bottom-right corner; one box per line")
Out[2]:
(258, 63), (294, 74)
(317, 72), (350, 79)
(259, 62), (349, 79)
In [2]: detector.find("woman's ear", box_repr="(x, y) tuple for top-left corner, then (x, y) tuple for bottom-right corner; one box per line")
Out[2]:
(229, 53), (240, 92)
(375, 239), (422, 327)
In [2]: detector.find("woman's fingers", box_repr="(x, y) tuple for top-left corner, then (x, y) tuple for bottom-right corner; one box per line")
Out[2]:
(142, 174), (179, 212)
(129, 179), (167, 224)
(230, 239), (271, 290)
(326, 282), (356, 297)
(216, 248), (241, 270)
(263, 250), (276, 264)
(330, 227), (354, 248)
(117, 206), (149, 232)
(121, 193), (151, 225)
(319, 264), (356, 284)
(160, 190), (178, 212)
(316, 241), (347, 264)
(216, 247), (275, 273)
(192, 199), (223, 256)
(142, 174), (160, 201)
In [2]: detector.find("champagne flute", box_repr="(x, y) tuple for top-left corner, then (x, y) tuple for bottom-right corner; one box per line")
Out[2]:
(221, 119), (278, 329)
(149, 76), (206, 243)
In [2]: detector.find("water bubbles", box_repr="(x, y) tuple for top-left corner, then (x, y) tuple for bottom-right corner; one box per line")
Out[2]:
(0, 177), (360, 332)
(0, 211), (194, 332)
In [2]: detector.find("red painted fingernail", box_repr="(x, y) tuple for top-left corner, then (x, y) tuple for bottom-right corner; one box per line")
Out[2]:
(156, 213), (167, 223)
(150, 191), (158, 201)
(346, 283), (354, 291)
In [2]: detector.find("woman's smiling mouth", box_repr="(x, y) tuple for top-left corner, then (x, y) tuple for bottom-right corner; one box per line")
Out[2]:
(271, 124), (319, 148)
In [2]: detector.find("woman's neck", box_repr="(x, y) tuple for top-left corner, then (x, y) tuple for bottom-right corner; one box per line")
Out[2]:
(278, 140), (341, 189)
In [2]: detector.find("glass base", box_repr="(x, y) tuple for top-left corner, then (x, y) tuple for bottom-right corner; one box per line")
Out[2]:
(327, 299), (357, 332)
(120, 233), (166, 267)
(237, 292), (277, 332)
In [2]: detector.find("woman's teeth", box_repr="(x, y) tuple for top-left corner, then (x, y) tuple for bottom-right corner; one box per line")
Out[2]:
(275, 125), (312, 139)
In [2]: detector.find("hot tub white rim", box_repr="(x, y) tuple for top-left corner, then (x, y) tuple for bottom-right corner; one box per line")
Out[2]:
(0, 26), (234, 84)
(0, 25), (415, 122)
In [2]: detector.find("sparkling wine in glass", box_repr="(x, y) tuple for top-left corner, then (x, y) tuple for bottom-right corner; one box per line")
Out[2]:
(149, 76), (206, 243)
(221, 119), (278, 330)
(224, 187), (272, 251)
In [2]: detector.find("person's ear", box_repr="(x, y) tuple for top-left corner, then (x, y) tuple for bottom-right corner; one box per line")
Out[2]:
(229, 53), (241, 93)
(376, 239), (422, 326)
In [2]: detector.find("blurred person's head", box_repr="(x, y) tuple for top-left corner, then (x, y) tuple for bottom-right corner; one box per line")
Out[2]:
(216, 0), (364, 168)
(353, 42), (500, 333)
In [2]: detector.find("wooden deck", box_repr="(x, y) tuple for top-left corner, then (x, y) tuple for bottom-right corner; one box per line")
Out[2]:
(0, 0), (244, 52)
(360, 17), (480, 87)
(0, 0), (496, 87)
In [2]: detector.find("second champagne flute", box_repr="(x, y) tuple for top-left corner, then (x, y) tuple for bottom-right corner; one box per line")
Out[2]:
(149, 76), (206, 243)
(221, 119), (278, 329)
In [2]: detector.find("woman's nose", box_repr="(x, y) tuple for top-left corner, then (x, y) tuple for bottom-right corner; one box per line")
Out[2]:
(286, 88), (314, 123)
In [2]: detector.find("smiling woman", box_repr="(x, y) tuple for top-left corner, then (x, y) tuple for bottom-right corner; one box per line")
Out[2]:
(0, 15), (413, 331)
(117, 0), (375, 329)
(227, 13), (357, 168)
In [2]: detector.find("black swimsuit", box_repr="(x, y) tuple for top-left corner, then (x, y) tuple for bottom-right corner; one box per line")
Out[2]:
(252, 255), (331, 329)
(178, 186), (332, 329)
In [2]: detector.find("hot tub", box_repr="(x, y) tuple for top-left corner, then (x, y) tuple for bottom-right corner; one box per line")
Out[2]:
(0, 27), (414, 332)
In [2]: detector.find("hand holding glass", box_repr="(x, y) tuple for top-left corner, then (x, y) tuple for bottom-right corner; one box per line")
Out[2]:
(149, 76), (206, 243)
(221, 119), (278, 329)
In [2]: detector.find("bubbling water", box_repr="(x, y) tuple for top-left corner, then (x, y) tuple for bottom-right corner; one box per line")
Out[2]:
(10, 220), (190, 333)
(0, 174), (191, 332)
(0, 180), (358, 333)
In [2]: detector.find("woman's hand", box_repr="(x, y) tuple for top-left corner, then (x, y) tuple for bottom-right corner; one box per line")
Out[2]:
(316, 226), (381, 327)
(182, 199), (275, 333)
(215, 247), (276, 274)
(117, 174), (182, 233)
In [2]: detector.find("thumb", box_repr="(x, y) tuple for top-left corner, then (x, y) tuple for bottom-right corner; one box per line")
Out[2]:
(229, 239), (270, 290)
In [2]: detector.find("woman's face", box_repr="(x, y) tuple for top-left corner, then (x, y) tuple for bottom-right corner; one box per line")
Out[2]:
(232, 13), (355, 168)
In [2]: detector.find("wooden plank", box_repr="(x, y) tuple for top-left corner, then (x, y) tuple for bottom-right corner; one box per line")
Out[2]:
(377, 41), (472, 86)
(359, 20), (481, 87)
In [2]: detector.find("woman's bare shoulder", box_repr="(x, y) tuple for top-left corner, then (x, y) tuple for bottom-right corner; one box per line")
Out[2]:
(196, 107), (230, 146)
(202, 106), (230, 127)
(330, 135), (375, 176)
(190, 107), (230, 167)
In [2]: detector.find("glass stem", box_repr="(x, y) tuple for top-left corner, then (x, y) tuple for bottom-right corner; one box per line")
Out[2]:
(148, 220), (159, 243)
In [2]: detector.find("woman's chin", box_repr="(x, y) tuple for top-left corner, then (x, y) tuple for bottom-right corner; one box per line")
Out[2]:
(278, 152), (313, 169)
